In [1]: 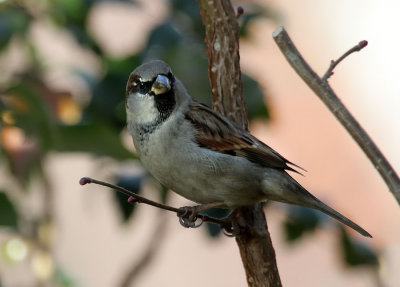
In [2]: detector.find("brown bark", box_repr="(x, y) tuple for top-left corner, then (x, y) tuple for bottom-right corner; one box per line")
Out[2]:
(198, 0), (248, 130)
(197, 1), (282, 286)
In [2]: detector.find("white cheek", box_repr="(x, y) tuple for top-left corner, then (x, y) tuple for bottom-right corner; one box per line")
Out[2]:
(126, 92), (158, 123)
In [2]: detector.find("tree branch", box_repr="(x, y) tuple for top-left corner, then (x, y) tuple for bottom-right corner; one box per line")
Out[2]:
(198, 0), (248, 130)
(272, 26), (400, 204)
(322, 40), (368, 81)
(79, 177), (234, 232)
(198, 1), (282, 286)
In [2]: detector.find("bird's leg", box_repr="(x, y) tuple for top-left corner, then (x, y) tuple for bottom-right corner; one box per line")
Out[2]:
(178, 202), (225, 228)
(219, 208), (242, 237)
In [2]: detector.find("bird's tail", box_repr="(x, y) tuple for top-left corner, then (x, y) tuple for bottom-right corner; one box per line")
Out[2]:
(296, 188), (372, 238)
(261, 171), (372, 237)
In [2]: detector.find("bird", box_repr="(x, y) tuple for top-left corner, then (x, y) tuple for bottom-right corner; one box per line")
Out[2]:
(125, 60), (371, 238)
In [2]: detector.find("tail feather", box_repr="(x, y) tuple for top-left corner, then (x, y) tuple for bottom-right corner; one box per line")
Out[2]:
(262, 170), (372, 238)
(299, 189), (372, 238)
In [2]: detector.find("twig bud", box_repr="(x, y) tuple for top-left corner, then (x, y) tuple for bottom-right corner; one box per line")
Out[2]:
(128, 196), (138, 204)
(79, 177), (91, 185)
(358, 40), (368, 49)
(236, 6), (244, 18)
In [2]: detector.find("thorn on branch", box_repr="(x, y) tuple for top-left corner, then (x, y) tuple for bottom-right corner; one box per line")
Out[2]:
(322, 40), (368, 81)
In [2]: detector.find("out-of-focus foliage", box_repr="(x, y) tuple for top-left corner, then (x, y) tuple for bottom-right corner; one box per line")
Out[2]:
(0, 6), (31, 51)
(0, 0), (270, 284)
(0, 191), (18, 229)
(284, 206), (321, 242)
(237, 3), (281, 38)
(340, 227), (378, 267)
(284, 205), (379, 269)
(0, 0), (378, 285)
(202, 208), (231, 238)
(0, 0), (269, 225)
(113, 174), (143, 222)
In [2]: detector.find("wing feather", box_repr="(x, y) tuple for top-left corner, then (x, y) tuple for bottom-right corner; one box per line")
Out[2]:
(185, 102), (304, 173)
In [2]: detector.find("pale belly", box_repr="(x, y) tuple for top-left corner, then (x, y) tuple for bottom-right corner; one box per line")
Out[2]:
(131, 115), (267, 207)
(140, 141), (266, 207)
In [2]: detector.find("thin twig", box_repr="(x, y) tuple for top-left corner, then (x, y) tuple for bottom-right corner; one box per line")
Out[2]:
(272, 26), (400, 205)
(79, 177), (232, 229)
(80, 177), (179, 212)
(322, 40), (368, 81)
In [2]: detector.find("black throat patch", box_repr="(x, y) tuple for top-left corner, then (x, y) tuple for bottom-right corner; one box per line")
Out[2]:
(128, 72), (176, 145)
(132, 89), (176, 146)
(153, 89), (176, 123)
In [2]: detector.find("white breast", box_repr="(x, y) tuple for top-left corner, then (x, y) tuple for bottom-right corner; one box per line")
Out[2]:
(126, 92), (158, 124)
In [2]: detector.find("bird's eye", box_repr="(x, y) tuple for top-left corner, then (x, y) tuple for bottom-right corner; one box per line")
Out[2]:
(131, 77), (152, 94)
(133, 79), (147, 91)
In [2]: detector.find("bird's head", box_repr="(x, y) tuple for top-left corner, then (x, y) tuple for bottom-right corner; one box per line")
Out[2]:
(126, 60), (189, 125)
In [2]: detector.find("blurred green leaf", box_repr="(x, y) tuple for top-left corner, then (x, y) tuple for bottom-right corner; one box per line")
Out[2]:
(202, 208), (230, 238)
(67, 25), (103, 55)
(171, 0), (203, 35)
(54, 268), (76, 287)
(55, 0), (85, 24)
(56, 0), (86, 23)
(283, 206), (322, 242)
(56, 123), (134, 160)
(50, 0), (92, 28)
(48, 0), (95, 54)
(239, 12), (263, 38)
(0, 6), (31, 51)
(81, 55), (141, 128)
(5, 81), (56, 151)
(105, 56), (141, 75)
(114, 175), (143, 222)
(243, 74), (269, 120)
(340, 227), (378, 267)
(237, 3), (281, 38)
(146, 22), (183, 51)
(141, 18), (210, 103)
(0, 192), (18, 229)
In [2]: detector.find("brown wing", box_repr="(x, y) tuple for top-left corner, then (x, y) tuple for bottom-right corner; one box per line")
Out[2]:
(185, 102), (304, 173)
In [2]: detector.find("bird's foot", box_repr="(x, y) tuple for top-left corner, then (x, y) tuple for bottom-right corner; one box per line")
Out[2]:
(177, 202), (225, 229)
(177, 206), (203, 228)
(220, 211), (242, 237)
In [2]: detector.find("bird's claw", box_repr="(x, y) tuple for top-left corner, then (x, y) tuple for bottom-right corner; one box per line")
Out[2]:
(177, 206), (241, 236)
(178, 206), (203, 228)
(221, 219), (241, 237)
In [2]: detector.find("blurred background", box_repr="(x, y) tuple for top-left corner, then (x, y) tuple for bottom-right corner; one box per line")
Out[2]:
(0, 0), (399, 286)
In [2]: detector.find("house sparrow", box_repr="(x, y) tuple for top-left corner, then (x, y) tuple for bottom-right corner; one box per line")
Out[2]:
(125, 60), (371, 238)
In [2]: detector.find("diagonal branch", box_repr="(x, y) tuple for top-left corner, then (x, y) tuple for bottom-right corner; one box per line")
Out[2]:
(273, 26), (400, 205)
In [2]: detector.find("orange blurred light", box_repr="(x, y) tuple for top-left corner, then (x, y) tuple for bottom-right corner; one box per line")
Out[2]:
(56, 97), (82, 125)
